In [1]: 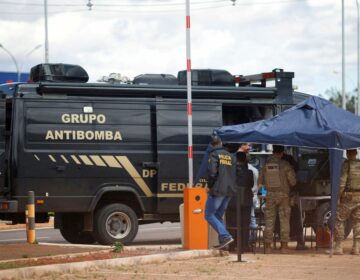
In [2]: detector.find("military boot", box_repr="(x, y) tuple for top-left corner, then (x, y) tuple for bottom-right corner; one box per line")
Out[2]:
(280, 242), (290, 254)
(264, 242), (272, 254)
(333, 241), (343, 255)
(351, 239), (360, 255)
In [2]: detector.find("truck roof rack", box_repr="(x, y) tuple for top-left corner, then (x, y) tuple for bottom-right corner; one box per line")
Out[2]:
(35, 82), (277, 101)
(234, 68), (294, 103)
(24, 63), (296, 103)
(235, 68), (294, 87)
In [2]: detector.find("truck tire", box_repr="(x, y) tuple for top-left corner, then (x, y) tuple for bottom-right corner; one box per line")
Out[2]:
(315, 202), (352, 239)
(94, 203), (138, 245)
(60, 228), (95, 244)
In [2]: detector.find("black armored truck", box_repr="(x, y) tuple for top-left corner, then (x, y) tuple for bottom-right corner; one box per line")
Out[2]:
(0, 63), (336, 245)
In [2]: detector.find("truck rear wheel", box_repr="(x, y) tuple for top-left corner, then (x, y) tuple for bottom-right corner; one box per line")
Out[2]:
(60, 228), (95, 244)
(315, 202), (352, 239)
(94, 203), (138, 245)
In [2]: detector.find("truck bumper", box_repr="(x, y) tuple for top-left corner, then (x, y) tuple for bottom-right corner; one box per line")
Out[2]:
(0, 200), (18, 212)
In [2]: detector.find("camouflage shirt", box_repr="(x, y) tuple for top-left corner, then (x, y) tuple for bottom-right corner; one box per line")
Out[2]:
(339, 159), (360, 193)
(258, 155), (296, 195)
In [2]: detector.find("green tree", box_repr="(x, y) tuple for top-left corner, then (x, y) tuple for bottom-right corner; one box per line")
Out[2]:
(320, 87), (357, 113)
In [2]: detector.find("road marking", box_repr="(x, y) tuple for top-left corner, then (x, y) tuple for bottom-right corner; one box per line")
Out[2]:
(141, 227), (180, 231)
(0, 227), (54, 233)
(0, 237), (49, 243)
(0, 226), (180, 233)
(0, 226), (179, 234)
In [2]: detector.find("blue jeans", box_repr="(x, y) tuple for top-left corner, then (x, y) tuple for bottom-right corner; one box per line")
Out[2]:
(205, 194), (232, 243)
(250, 205), (257, 229)
(249, 205), (257, 242)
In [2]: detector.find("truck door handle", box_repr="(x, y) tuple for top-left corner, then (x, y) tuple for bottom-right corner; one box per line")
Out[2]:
(56, 166), (66, 172)
(142, 162), (159, 168)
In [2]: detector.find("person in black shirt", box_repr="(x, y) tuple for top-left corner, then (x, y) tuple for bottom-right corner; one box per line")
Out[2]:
(204, 135), (237, 249)
(227, 152), (254, 252)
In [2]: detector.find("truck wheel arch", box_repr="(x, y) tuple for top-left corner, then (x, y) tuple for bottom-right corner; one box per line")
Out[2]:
(89, 186), (145, 216)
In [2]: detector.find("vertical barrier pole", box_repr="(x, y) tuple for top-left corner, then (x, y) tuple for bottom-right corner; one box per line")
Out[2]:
(186, 0), (193, 188)
(236, 190), (242, 261)
(182, 0), (209, 250)
(26, 191), (36, 243)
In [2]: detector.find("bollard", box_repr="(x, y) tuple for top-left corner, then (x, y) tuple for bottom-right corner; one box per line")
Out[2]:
(26, 191), (36, 243)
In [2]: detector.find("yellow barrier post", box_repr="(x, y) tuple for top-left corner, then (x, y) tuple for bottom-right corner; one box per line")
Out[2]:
(26, 191), (36, 243)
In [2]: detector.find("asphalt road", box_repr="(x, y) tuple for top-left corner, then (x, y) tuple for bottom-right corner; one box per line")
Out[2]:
(0, 222), (181, 245)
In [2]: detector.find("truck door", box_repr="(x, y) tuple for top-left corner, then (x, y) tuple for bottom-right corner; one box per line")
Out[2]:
(156, 100), (222, 213)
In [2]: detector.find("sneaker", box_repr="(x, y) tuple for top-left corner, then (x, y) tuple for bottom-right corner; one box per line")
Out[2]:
(214, 237), (234, 249)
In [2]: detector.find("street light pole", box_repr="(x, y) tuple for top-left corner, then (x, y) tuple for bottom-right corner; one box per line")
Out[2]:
(0, 43), (20, 82)
(357, 0), (360, 115)
(44, 0), (49, 63)
(342, 0), (346, 110)
(19, 44), (42, 82)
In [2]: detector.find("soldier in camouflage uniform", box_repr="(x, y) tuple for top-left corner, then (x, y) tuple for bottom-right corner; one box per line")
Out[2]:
(258, 145), (297, 254)
(334, 149), (360, 255)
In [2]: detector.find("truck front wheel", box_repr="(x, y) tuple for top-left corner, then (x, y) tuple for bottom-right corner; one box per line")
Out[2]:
(94, 203), (138, 245)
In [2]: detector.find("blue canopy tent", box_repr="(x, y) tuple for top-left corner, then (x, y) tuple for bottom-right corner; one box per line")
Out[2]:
(211, 96), (360, 247)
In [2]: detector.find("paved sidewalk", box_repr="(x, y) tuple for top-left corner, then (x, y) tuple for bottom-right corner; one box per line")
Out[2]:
(0, 219), (358, 280)
(0, 248), (221, 280)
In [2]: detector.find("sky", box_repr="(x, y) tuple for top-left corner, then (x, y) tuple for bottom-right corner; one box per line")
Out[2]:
(0, 0), (358, 96)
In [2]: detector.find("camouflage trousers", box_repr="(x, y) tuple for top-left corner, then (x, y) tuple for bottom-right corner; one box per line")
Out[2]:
(264, 194), (290, 243)
(335, 195), (360, 241)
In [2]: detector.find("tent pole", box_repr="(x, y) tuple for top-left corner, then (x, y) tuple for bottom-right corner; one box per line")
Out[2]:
(329, 149), (343, 257)
(236, 190), (242, 262)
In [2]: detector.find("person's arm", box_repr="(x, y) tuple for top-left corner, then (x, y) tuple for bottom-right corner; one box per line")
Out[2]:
(339, 161), (349, 194)
(248, 170), (254, 190)
(207, 152), (219, 188)
(249, 164), (259, 194)
(258, 166), (264, 188)
(286, 163), (297, 187)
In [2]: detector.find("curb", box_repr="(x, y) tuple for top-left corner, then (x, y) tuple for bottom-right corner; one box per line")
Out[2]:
(0, 249), (111, 265)
(39, 242), (182, 251)
(39, 242), (111, 249)
(0, 249), (224, 279)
